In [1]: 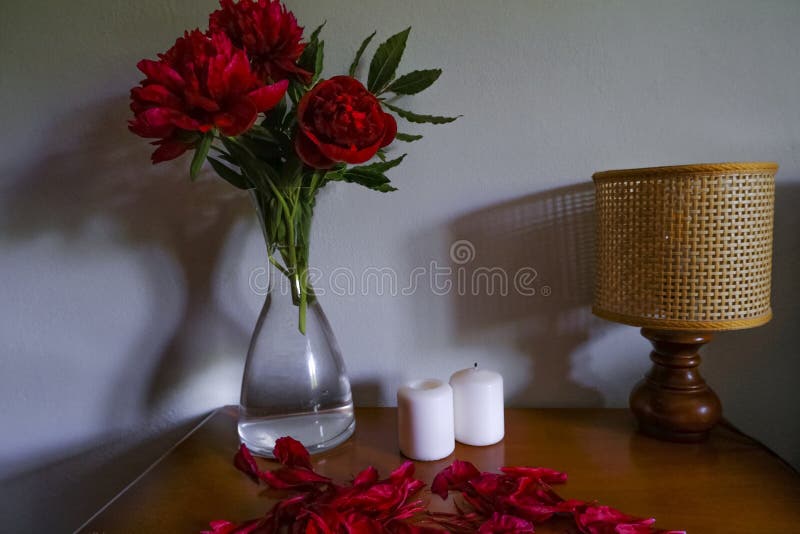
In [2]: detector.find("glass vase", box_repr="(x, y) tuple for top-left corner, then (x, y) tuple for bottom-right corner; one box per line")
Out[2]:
(238, 197), (355, 457)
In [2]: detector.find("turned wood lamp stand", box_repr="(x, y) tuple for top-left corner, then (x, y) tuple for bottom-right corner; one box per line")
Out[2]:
(592, 163), (777, 442)
(630, 329), (721, 442)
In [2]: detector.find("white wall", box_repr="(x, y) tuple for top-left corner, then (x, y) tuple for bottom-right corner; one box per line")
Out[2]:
(1, 0), (799, 531)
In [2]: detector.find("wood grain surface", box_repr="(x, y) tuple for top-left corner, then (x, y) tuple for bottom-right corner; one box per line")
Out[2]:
(78, 408), (800, 533)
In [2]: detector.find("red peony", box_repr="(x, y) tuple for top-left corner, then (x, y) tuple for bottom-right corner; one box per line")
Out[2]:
(294, 76), (397, 169)
(209, 0), (312, 85)
(129, 30), (288, 163)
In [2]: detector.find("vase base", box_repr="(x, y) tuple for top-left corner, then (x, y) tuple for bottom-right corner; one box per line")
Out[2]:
(238, 404), (355, 457)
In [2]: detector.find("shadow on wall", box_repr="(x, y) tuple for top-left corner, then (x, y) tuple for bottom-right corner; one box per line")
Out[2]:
(350, 377), (386, 406)
(444, 179), (800, 472)
(0, 96), (254, 530)
(703, 181), (800, 469)
(447, 183), (609, 407)
(1, 96), (254, 419)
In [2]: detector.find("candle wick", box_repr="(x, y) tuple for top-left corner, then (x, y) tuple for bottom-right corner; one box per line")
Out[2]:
(474, 362), (478, 368)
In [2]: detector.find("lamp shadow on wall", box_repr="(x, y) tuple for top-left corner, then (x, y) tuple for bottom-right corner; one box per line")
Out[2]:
(447, 183), (606, 407)
(702, 181), (800, 469)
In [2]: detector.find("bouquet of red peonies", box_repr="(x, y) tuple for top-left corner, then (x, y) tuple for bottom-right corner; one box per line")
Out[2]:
(129, 0), (457, 333)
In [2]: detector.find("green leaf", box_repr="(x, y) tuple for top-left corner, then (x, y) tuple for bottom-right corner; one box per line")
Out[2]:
(262, 97), (287, 130)
(247, 125), (280, 144)
(367, 27), (411, 93)
(337, 168), (397, 193)
(246, 123), (291, 156)
(260, 193), (285, 247)
(395, 132), (423, 142)
(296, 199), (314, 249)
(298, 42), (321, 81)
(282, 108), (297, 131)
(242, 136), (281, 163)
(313, 41), (324, 84)
(308, 21), (326, 43)
(349, 31), (376, 77)
(220, 137), (277, 190)
(388, 69), (441, 95)
(280, 154), (304, 185)
(287, 80), (305, 106)
(190, 132), (213, 181)
(220, 135), (239, 156)
(383, 102), (460, 124)
(316, 164), (346, 190)
(357, 154), (406, 174)
(298, 22), (325, 83)
(208, 157), (250, 190)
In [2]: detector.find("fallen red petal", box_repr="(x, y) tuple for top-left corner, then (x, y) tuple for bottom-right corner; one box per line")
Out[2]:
(353, 466), (379, 487)
(274, 436), (313, 469)
(431, 460), (482, 499)
(233, 444), (261, 484)
(478, 513), (535, 533)
(500, 466), (568, 485)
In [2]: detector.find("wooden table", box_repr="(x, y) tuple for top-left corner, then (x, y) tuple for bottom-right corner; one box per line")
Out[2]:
(79, 407), (800, 533)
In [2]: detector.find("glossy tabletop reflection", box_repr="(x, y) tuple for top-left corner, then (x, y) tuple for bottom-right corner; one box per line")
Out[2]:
(79, 407), (800, 533)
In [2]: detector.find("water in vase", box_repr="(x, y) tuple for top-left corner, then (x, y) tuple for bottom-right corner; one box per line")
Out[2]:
(238, 272), (355, 457)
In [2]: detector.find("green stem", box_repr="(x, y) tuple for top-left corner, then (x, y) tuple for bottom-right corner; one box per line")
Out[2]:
(268, 254), (290, 278)
(308, 171), (321, 198)
(225, 137), (311, 334)
(298, 264), (308, 334)
(262, 171), (307, 334)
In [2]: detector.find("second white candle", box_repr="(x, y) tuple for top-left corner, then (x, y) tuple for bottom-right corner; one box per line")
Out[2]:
(450, 365), (505, 446)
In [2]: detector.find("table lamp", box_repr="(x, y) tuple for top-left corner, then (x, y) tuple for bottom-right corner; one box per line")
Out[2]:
(592, 162), (777, 442)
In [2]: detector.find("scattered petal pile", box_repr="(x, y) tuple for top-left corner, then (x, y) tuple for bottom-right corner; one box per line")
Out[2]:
(205, 437), (685, 534)
(429, 459), (686, 533)
(205, 437), (437, 533)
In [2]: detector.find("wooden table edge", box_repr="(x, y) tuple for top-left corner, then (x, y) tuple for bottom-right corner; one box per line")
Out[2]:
(73, 408), (227, 534)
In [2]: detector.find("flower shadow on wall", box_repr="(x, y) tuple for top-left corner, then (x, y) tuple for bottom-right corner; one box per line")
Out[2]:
(0, 97), (253, 420)
(0, 96), (255, 530)
(446, 183), (609, 407)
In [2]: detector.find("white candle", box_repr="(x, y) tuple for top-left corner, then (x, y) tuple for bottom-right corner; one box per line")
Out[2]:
(397, 379), (455, 461)
(450, 365), (505, 446)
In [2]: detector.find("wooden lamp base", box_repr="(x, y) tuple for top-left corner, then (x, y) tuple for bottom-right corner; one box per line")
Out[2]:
(629, 328), (722, 443)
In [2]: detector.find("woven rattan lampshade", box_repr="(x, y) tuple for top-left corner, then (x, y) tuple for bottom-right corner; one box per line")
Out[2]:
(593, 162), (777, 332)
